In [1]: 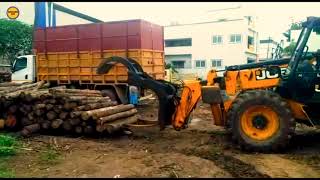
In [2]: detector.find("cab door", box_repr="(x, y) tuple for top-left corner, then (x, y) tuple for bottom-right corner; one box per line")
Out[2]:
(11, 57), (32, 82)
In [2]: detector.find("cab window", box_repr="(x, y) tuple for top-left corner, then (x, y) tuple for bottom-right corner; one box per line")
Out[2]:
(13, 57), (27, 72)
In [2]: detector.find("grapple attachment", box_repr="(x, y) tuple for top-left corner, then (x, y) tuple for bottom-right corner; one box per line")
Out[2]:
(96, 56), (179, 129)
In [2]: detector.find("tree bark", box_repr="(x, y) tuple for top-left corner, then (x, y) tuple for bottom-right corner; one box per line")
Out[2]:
(81, 104), (134, 121)
(20, 124), (41, 137)
(83, 101), (117, 111)
(98, 109), (138, 124)
(96, 115), (137, 133)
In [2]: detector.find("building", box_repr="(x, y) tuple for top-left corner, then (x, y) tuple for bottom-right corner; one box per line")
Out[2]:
(258, 38), (282, 61)
(164, 16), (259, 79)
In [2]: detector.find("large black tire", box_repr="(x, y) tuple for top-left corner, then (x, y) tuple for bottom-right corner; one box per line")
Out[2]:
(227, 90), (295, 152)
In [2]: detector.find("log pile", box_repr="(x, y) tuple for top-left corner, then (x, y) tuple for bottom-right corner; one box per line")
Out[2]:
(0, 82), (138, 137)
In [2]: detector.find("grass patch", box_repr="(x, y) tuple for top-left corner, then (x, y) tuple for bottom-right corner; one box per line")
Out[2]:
(39, 145), (61, 165)
(0, 157), (15, 178)
(0, 134), (18, 157)
(0, 134), (18, 178)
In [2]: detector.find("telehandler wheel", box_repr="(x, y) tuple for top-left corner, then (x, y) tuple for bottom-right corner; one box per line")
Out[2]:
(228, 90), (295, 152)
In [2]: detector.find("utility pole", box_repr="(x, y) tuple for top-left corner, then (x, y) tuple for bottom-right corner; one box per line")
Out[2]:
(266, 36), (271, 59)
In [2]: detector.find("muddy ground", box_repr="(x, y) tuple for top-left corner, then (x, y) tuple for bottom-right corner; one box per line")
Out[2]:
(4, 97), (320, 178)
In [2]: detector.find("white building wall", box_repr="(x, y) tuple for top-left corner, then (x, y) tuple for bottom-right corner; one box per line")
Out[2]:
(165, 19), (257, 79)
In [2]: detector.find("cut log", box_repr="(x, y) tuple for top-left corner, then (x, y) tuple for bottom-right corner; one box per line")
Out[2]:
(27, 112), (34, 121)
(0, 82), (31, 87)
(33, 104), (46, 110)
(78, 99), (109, 105)
(69, 118), (81, 126)
(98, 108), (138, 124)
(96, 115), (138, 133)
(62, 120), (72, 131)
(84, 125), (94, 134)
(75, 126), (83, 134)
(84, 101), (117, 111)
(49, 88), (101, 95)
(63, 101), (78, 110)
(41, 121), (51, 130)
(67, 96), (110, 101)
(74, 101), (114, 111)
(70, 111), (82, 118)
(21, 117), (33, 126)
(1, 81), (44, 94)
(46, 104), (54, 111)
(46, 111), (57, 120)
(59, 111), (69, 120)
(81, 104), (134, 121)
(53, 105), (63, 114)
(20, 124), (41, 137)
(51, 119), (64, 129)
(35, 109), (44, 116)
(53, 92), (102, 97)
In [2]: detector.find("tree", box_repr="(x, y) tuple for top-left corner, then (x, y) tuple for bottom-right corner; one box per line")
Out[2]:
(290, 22), (303, 30)
(283, 41), (296, 56)
(0, 18), (33, 66)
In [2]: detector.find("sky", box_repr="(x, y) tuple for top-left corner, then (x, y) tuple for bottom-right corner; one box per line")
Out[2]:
(55, 2), (320, 42)
(1, 2), (320, 42)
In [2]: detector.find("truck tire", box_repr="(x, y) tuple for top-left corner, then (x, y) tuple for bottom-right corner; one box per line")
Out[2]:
(101, 89), (118, 102)
(227, 90), (295, 152)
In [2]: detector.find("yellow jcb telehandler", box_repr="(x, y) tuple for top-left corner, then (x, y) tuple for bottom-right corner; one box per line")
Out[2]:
(97, 16), (320, 152)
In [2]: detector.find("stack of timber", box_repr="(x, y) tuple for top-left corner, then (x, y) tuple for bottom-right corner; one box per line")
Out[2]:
(0, 82), (138, 137)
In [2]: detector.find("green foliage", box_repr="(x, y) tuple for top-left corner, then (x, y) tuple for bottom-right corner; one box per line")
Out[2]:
(283, 41), (297, 56)
(0, 135), (17, 156)
(0, 18), (33, 65)
(290, 22), (303, 30)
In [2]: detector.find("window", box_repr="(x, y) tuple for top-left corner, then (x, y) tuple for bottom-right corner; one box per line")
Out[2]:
(247, 58), (256, 64)
(248, 36), (254, 49)
(195, 60), (206, 68)
(165, 38), (192, 47)
(212, 35), (223, 44)
(211, 59), (222, 67)
(13, 57), (27, 72)
(171, 61), (185, 69)
(230, 34), (242, 43)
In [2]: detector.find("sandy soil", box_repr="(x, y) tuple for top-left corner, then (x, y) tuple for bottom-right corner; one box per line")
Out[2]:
(5, 98), (320, 178)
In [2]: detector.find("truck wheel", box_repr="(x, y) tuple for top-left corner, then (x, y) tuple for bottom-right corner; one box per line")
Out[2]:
(101, 89), (118, 102)
(228, 90), (295, 152)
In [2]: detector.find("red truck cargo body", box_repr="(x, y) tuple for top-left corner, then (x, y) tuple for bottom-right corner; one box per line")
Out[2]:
(33, 19), (165, 84)
(33, 19), (164, 53)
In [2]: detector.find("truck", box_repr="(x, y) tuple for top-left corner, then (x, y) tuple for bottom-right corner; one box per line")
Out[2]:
(10, 19), (165, 104)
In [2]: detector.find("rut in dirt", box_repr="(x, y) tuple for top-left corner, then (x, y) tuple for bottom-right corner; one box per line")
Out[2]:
(182, 148), (270, 178)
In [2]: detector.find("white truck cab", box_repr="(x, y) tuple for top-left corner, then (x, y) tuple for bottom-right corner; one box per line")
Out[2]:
(11, 55), (36, 83)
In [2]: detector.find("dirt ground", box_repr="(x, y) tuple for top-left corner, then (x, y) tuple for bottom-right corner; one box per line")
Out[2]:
(4, 98), (320, 178)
